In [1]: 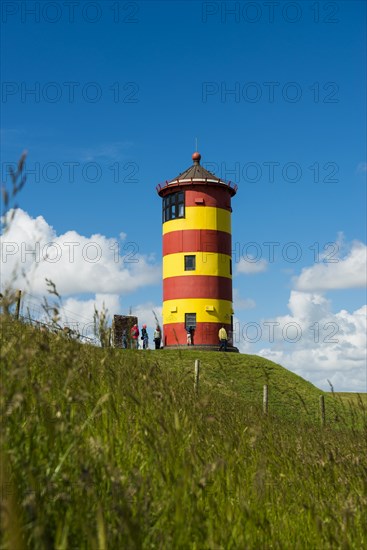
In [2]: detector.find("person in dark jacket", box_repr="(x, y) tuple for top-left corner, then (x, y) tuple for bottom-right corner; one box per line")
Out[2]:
(141, 324), (149, 349)
(122, 328), (127, 349)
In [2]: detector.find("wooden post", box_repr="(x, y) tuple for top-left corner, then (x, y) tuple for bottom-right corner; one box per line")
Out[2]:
(15, 290), (22, 320)
(319, 395), (326, 427)
(263, 384), (268, 415)
(194, 359), (200, 394)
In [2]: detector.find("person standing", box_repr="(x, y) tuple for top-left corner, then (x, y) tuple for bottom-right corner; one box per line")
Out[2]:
(141, 324), (149, 349)
(131, 323), (139, 349)
(218, 326), (228, 352)
(122, 328), (127, 349)
(154, 325), (161, 349)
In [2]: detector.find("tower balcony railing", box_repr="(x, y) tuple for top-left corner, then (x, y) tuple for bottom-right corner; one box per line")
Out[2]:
(156, 178), (238, 194)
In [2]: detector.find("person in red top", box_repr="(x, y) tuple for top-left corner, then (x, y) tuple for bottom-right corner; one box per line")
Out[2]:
(131, 323), (139, 349)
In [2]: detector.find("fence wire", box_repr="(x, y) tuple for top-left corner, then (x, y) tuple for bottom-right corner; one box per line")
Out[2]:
(3, 291), (97, 344)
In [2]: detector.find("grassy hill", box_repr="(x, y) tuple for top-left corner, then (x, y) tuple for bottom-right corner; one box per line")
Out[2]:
(146, 349), (364, 426)
(1, 317), (366, 549)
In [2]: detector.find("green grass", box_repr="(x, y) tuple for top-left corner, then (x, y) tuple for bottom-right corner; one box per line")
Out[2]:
(1, 317), (366, 549)
(334, 392), (367, 405)
(150, 349), (366, 427)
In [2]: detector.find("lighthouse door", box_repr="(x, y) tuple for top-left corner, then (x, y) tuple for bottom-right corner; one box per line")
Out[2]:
(185, 313), (196, 346)
(185, 313), (196, 330)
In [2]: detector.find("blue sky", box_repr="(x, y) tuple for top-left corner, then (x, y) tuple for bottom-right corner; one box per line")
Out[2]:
(1, 0), (366, 391)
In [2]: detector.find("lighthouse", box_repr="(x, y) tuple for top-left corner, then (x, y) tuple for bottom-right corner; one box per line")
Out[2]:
(156, 152), (238, 350)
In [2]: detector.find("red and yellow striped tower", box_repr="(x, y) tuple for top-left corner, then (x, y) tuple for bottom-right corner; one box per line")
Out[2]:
(156, 152), (238, 350)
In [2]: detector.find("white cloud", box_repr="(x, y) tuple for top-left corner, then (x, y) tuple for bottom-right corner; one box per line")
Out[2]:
(62, 293), (120, 324)
(1, 208), (161, 297)
(256, 237), (367, 391)
(129, 302), (163, 328)
(294, 240), (367, 291)
(129, 301), (163, 348)
(287, 290), (331, 321)
(257, 292), (367, 392)
(236, 257), (267, 275)
(59, 293), (121, 339)
(20, 291), (163, 347)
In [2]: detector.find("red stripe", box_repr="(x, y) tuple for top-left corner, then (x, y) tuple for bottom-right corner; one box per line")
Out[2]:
(163, 276), (232, 301)
(163, 322), (232, 347)
(185, 187), (231, 210)
(163, 229), (232, 256)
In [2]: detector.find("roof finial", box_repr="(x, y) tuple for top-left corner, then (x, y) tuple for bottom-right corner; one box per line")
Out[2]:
(192, 146), (201, 164)
(192, 138), (201, 164)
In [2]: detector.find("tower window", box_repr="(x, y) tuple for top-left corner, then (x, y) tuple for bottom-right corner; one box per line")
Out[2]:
(184, 255), (196, 271)
(163, 191), (185, 222)
(229, 258), (232, 275)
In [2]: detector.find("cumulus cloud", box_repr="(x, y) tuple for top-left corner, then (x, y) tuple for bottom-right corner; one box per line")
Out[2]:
(62, 293), (120, 323)
(1, 208), (161, 296)
(57, 294), (121, 340)
(128, 301), (163, 348)
(294, 240), (367, 291)
(252, 237), (367, 391)
(129, 302), (163, 328)
(19, 289), (163, 348)
(257, 291), (367, 392)
(58, 296), (162, 344)
(236, 257), (267, 275)
(286, 290), (331, 321)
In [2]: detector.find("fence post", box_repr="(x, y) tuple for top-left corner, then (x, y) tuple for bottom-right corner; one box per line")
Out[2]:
(319, 395), (326, 427)
(15, 290), (22, 320)
(194, 359), (200, 394)
(263, 384), (268, 415)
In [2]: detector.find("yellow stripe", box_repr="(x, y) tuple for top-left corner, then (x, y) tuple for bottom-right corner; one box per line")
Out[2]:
(163, 252), (232, 279)
(163, 298), (233, 325)
(163, 206), (231, 235)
